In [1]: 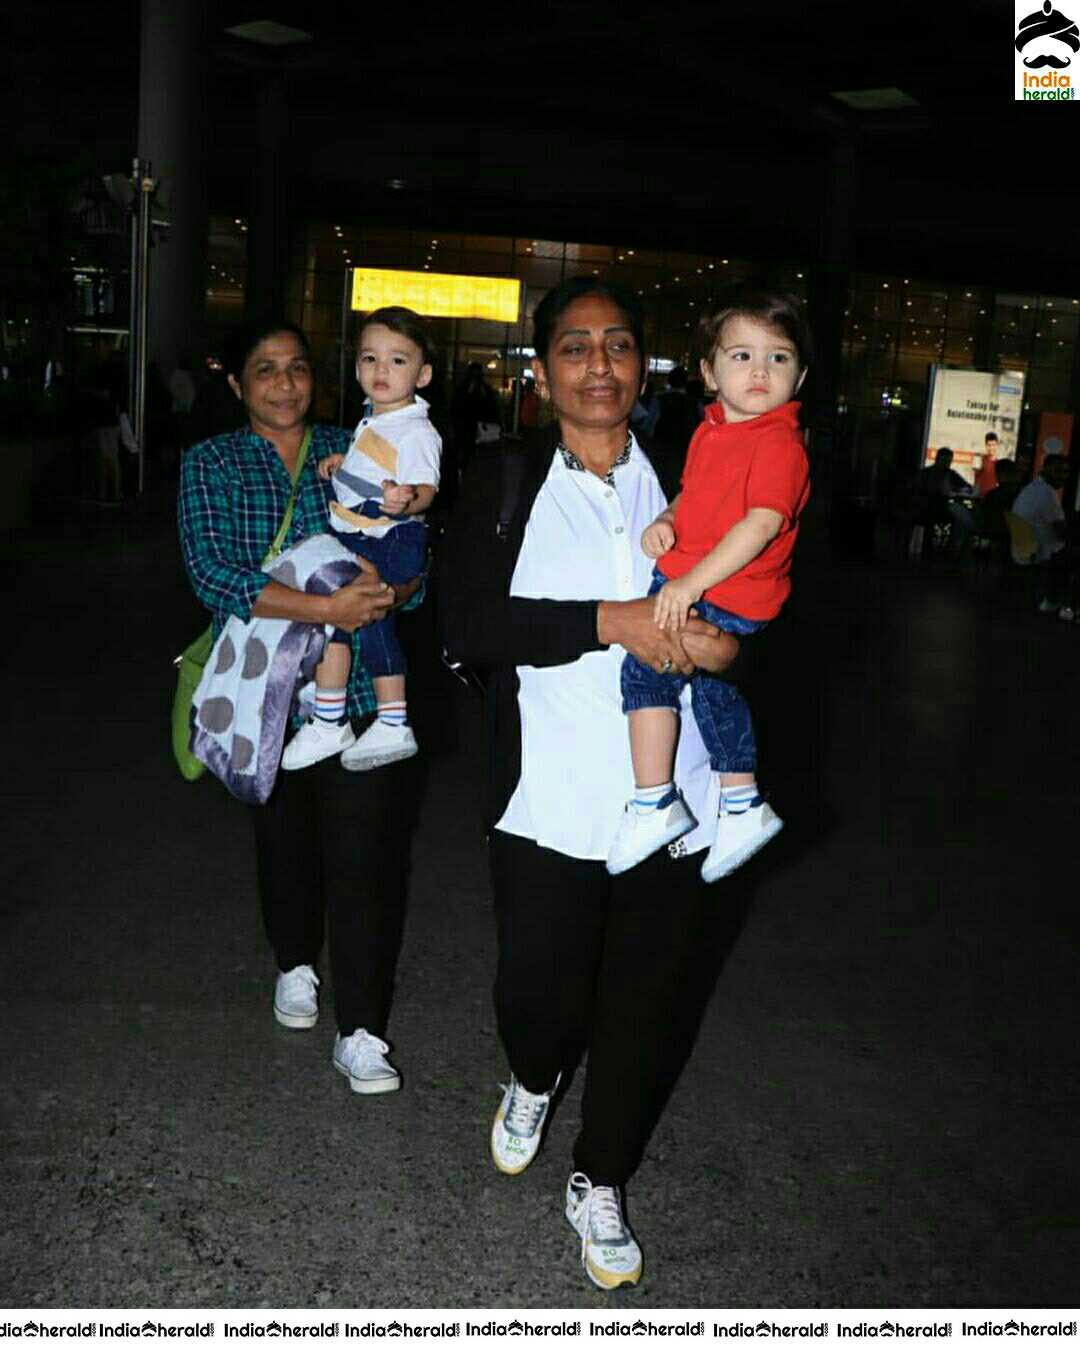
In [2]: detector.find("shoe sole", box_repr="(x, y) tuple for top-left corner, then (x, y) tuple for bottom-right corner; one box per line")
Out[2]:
(584, 1256), (642, 1291)
(564, 1210), (642, 1290)
(605, 812), (696, 877)
(274, 1006), (318, 1029)
(701, 816), (783, 883)
(341, 744), (418, 773)
(333, 1059), (401, 1094)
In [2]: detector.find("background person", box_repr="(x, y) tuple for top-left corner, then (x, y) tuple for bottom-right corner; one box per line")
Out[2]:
(915, 446), (975, 559)
(179, 319), (421, 1097)
(1011, 453), (1077, 616)
(440, 277), (740, 1291)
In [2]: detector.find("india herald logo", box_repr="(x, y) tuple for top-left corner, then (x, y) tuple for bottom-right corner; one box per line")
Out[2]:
(1016, 0), (1080, 67)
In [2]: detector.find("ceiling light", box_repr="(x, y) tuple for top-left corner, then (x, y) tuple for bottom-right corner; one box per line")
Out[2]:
(830, 87), (919, 111)
(226, 20), (312, 45)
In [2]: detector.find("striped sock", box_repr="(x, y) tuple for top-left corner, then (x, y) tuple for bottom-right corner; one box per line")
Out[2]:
(720, 783), (760, 815)
(630, 781), (676, 814)
(377, 701), (408, 728)
(314, 687), (348, 725)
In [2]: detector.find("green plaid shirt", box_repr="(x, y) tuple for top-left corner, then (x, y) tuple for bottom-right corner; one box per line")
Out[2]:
(179, 423), (392, 722)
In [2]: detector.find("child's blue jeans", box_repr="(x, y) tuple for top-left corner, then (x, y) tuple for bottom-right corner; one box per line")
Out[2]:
(329, 519), (427, 679)
(620, 567), (766, 774)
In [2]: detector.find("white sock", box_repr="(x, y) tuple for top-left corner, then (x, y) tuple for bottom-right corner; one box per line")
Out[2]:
(720, 782), (759, 814)
(377, 700), (408, 728)
(630, 781), (675, 814)
(314, 687), (348, 725)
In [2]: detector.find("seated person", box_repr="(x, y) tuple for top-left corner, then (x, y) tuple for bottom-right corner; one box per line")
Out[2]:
(977, 458), (1021, 542)
(914, 447), (974, 557)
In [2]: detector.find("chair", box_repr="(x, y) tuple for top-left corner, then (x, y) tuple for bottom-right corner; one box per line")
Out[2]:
(1000, 510), (1047, 611)
(903, 493), (952, 562)
(1004, 511), (1038, 566)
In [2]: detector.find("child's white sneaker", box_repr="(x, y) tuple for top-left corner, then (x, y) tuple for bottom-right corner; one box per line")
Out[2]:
(281, 718), (355, 771)
(700, 800), (783, 882)
(340, 720), (418, 772)
(606, 791), (695, 876)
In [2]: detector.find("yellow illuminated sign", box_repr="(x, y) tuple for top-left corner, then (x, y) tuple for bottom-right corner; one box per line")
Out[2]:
(350, 268), (521, 323)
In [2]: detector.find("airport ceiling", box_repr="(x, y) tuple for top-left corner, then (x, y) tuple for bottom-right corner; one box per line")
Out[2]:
(9, 0), (1077, 291)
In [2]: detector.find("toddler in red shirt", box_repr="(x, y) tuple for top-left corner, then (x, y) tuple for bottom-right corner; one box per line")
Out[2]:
(610, 291), (811, 882)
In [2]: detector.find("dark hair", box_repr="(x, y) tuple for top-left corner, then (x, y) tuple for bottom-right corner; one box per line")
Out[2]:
(357, 306), (436, 367)
(1041, 453), (1067, 475)
(224, 320), (311, 383)
(697, 288), (812, 369)
(667, 365), (687, 389)
(935, 446), (953, 466)
(985, 431), (1000, 443)
(531, 277), (646, 364)
(995, 457), (1019, 482)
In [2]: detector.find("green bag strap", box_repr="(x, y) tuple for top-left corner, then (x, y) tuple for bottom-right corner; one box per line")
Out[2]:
(263, 426), (313, 564)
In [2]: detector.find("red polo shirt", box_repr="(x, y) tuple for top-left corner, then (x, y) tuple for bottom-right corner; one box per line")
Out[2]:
(657, 400), (809, 620)
(974, 455), (997, 497)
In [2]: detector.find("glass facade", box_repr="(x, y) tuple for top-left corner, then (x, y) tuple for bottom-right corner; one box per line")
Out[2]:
(199, 218), (1079, 497)
(838, 274), (1080, 494)
(280, 223), (808, 422)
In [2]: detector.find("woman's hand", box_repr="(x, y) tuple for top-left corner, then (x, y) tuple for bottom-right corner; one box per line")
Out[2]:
(641, 519), (675, 559)
(325, 556), (395, 632)
(597, 598), (739, 677)
(596, 597), (692, 675)
(318, 453), (345, 480)
(680, 624), (739, 676)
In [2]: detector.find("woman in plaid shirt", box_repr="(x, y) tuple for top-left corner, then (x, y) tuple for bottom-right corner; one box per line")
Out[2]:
(179, 320), (421, 1096)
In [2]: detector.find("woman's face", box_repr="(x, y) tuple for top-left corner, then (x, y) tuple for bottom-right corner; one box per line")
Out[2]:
(228, 331), (313, 439)
(532, 294), (642, 440)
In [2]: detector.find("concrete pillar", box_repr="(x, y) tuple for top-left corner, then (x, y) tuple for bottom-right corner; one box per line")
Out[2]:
(247, 73), (289, 322)
(807, 135), (857, 504)
(137, 0), (207, 378)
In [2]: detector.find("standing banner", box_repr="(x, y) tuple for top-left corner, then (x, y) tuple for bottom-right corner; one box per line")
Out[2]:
(1033, 410), (1073, 479)
(922, 366), (1025, 484)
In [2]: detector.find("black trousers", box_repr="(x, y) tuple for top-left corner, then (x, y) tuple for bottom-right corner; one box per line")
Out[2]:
(249, 754), (415, 1037)
(489, 829), (711, 1188)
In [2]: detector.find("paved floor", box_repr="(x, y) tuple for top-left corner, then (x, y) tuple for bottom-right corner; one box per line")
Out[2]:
(1, 497), (1077, 1309)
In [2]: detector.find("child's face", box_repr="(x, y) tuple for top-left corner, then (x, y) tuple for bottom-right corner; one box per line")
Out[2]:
(701, 314), (805, 424)
(356, 323), (432, 414)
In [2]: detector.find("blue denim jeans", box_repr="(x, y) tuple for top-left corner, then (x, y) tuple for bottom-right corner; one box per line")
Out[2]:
(621, 568), (766, 774)
(330, 520), (427, 679)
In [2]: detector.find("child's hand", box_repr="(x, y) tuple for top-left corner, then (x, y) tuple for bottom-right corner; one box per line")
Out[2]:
(653, 577), (701, 633)
(382, 480), (418, 514)
(318, 454), (345, 480)
(642, 519), (675, 558)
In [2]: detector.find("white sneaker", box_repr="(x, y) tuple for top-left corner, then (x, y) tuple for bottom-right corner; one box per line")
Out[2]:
(340, 720), (418, 772)
(700, 800), (783, 883)
(1058, 606), (1075, 622)
(281, 718), (355, 771)
(274, 964), (319, 1029)
(1038, 597), (1059, 614)
(606, 792), (695, 876)
(565, 1172), (643, 1290)
(332, 1029), (401, 1095)
(491, 1073), (560, 1175)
